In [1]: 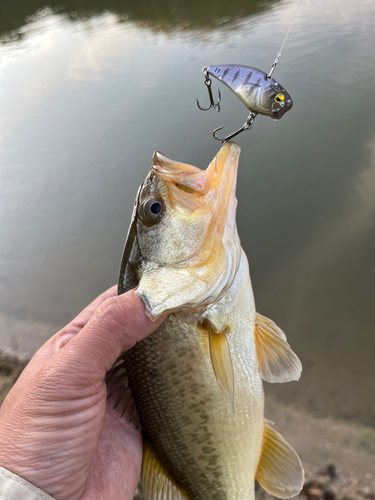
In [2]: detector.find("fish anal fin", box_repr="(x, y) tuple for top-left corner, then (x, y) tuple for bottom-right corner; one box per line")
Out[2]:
(141, 441), (190, 500)
(256, 420), (304, 498)
(255, 313), (302, 383)
(206, 321), (235, 412)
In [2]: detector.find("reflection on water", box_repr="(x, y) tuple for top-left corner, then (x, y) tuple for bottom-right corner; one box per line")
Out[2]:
(1, 0), (375, 427)
(0, 0), (278, 40)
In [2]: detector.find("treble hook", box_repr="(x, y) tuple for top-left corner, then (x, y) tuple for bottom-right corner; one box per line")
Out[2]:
(196, 68), (221, 112)
(213, 112), (257, 143)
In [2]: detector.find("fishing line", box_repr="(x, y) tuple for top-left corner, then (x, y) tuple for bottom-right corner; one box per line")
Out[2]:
(268, 0), (303, 79)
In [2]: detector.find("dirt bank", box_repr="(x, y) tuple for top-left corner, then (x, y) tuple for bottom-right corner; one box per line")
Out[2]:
(0, 349), (28, 406)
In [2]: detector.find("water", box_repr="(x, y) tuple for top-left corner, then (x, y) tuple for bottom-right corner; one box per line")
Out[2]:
(1, 0), (375, 427)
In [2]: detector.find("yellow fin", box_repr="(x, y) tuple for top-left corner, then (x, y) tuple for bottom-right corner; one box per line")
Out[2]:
(256, 420), (304, 498)
(255, 313), (302, 383)
(141, 441), (189, 500)
(207, 322), (235, 412)
(256, 312), (287, 340)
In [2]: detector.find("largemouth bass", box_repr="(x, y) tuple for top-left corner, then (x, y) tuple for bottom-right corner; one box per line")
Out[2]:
(117, 142), (303, 500)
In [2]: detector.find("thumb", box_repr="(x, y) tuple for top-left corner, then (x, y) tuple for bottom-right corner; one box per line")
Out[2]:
(52, 290), (166, 383)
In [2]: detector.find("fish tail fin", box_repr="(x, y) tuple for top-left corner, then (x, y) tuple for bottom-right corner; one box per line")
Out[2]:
(141, 441), (190, 500)
(256, 419), (304, 498)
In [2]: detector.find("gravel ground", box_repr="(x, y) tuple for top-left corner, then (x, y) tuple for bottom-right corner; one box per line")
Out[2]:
(0, 350), (373, 500)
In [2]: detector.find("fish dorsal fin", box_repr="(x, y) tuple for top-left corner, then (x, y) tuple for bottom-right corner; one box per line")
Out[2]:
(206, 321), (235, 412)
(254, 313), (302, 383)
(141, 441), (190, 500)
(256, 420), (304, 498)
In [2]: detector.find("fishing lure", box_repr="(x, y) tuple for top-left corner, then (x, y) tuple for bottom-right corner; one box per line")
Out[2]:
(197, 0), (301, 143)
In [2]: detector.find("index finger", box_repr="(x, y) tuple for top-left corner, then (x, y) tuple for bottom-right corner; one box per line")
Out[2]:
(13, 286), (120, 386)
(65, 285), (119, 335)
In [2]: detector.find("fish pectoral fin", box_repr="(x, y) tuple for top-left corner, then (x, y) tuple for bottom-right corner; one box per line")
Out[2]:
(256, 312), (287, 340)
(256, 420), (304, 498)
(207, 322), (235, 413)
(141, 441), (190, 500)
(255, 313), (302, 383)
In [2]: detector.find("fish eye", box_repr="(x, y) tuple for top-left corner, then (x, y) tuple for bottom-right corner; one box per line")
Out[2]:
(274, 93), (285, 103)
(139, 196), (164, 224)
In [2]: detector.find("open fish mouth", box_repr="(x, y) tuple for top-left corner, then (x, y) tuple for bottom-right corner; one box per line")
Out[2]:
(132, 142), (242, 321)
(152, 141), (239, 221)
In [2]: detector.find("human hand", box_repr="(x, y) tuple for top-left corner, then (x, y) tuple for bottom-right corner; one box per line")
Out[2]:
(0, 287), (166, 500)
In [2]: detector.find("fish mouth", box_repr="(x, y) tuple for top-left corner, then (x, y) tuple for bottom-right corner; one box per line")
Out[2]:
(136, 142), (242, 320)
(152, 142), (240, 233)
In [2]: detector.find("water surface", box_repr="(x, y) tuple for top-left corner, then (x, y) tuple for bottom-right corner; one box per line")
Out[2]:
(1, 0), (375, 426)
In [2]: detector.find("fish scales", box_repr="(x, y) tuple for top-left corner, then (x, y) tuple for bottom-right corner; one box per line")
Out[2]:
(123, 253), (263, 500)
(117, 142), (304, 500)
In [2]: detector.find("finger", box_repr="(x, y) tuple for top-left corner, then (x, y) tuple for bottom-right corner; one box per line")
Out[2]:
(6, 286), (120, 397)
(50, 285), (119, 352)
(51, 290), (166, 384)
(30, 285), (119, 366)
(64, 285), (118, 334)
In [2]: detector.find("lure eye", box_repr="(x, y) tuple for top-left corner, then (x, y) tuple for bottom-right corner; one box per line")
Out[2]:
(274, 93), (285, 103)
(139, 196), (164, 224)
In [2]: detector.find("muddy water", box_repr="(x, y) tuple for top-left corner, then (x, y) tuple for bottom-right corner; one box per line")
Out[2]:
(1, 0), (375, 427)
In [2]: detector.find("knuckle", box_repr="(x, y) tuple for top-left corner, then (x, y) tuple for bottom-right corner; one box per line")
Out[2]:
(95, 296), (121, 320)
(94, 293), (138, 328)
(53, 330), (76, 350)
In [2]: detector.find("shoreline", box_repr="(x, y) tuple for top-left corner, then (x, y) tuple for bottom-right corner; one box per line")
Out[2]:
(0, 350), (374, 499)
(0, 349), (28, 407)
(264, 397), (375, 500)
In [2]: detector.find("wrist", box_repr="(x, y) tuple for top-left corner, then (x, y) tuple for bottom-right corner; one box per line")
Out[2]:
(0, 466), (55, 500)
